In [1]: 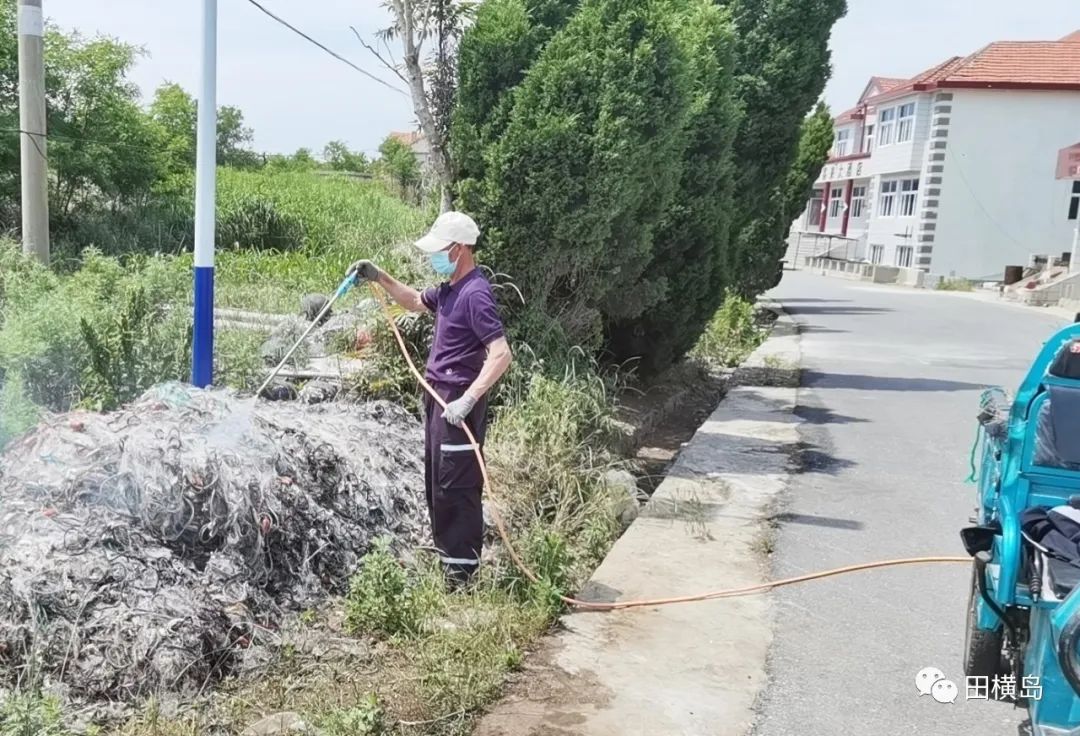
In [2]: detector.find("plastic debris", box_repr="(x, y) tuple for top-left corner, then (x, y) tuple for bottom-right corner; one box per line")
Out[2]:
(0, 383), (426, 707)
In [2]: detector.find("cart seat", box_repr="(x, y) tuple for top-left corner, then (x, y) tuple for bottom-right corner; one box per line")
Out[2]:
(1034, 340), (1080, 469)
(1022, 505), (1080, 599)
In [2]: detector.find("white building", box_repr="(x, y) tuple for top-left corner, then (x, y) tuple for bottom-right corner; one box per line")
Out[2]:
(791, 31), (1080, 281)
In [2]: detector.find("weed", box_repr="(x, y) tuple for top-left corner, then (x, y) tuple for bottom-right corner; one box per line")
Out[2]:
(0, 373), (40, 448)
(690, 290), (764, 367)
(320, 695), (387, 736)
(496, 526), (571, 615)
(345, 538), (441, 639)
(936, 278), (973, 292)
(215, 328), (270, 392)
(0, 693), (69, 736)
(763, 354), (794, 370)
(79, 286), (192, 411)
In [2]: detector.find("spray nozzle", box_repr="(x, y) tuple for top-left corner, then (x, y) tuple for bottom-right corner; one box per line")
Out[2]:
(334, 273), (358, 299)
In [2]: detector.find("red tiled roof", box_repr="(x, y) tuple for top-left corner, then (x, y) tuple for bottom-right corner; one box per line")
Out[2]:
(834, 105), (863, 123)
(389, 130), (424, 146)
(871, 76), (907, 93)
(937, 41), (1080, 89)
(861, 32), (1080, 104)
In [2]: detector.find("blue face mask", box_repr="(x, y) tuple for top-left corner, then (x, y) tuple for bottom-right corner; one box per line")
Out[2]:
(429, 248), (457, 276)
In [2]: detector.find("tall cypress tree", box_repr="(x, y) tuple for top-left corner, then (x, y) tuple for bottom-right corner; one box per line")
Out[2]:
(452, 0), (580, 211)
(783, 102), (834, 231)
(468, 0), (694, 351)
(725, 0), (847, 294)
(606, 1), (741, 372)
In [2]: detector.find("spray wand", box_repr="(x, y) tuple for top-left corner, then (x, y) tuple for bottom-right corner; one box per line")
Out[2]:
(254, 273), (358, 399)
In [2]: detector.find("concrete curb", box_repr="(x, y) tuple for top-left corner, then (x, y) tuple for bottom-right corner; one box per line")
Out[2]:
(475, 307), (803, 736)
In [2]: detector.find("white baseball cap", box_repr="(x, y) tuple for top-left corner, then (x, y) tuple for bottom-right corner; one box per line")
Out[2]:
(413, 211), (481, 253)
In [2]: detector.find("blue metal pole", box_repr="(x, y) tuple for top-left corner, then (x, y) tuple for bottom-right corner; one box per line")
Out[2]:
(191, 0), (218, 387)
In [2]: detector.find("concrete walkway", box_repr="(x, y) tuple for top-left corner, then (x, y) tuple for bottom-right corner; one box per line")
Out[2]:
(475, 311), (802, 736)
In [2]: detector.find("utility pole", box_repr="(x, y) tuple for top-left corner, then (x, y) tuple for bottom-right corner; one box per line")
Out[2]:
(18, 0), (49, 265)
(191, 0), (217, 388)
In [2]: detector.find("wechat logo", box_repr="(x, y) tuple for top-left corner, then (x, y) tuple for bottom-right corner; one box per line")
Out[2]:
(915, 666), (957, 704)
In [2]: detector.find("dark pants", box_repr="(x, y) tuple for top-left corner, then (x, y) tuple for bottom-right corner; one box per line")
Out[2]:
(423, 384), (488, 583)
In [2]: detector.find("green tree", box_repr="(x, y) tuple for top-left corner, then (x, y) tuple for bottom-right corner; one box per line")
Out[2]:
(467, 0), (694, 350)
(452, 0), (579, 209)
(606, 1), (741, 372)
(0, 6), (20, 218)
(150, 84), (259, 172)
(44, 30), (162, 219)
(290, 147), (317, 170)
(149, 82), (197, 175)
(323, 140), (370, 173)
(217, 104), (259, 169)
(724, 0), (847, 293)
(782, 102), (833, 228)
(377, 136), (421, 201)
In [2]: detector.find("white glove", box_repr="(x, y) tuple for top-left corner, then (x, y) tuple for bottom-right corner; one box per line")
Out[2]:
(443, 395), (477, 427)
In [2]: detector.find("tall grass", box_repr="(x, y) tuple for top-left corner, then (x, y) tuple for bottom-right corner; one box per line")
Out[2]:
(689, 290), (764, 367)
(208, 172), (432, 313)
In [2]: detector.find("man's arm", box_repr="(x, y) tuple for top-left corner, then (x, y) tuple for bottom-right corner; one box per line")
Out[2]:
(350, 260), (429, 313)
(464, 337), (513, 402)
(375, 270), (429, 314)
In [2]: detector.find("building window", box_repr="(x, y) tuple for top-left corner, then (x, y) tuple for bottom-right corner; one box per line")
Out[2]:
(851, 186), (867, 218)
(1070, 181), (1080, 221)
(896, 245), (914, 268)
(807, 189), (823, 227)
(870, 244), (884, 264)
(878, 108), (896, 147)
(863, 125), (874, 153)
(879, 180), (898, 216)
(899, 178), (920, 217)
(896, 102), (916, 143)
(828, 185), (844, 217)
(834, 128), (851, 157)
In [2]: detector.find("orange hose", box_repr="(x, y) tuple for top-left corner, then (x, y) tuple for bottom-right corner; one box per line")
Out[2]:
(369, 283), (970, 611)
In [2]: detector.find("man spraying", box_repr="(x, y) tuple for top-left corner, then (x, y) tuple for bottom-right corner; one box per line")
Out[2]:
(349, 211), (513, 585)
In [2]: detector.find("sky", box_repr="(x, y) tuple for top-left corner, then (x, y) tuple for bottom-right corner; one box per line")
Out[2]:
(42, 0), (1080, 156)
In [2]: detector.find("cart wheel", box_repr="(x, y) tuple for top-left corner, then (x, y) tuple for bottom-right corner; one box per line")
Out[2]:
(964, 564), (1005, 678)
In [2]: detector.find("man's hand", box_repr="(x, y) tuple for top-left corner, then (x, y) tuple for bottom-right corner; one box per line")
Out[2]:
(347, 260), (381, 283)
(443, 395), (477, 427)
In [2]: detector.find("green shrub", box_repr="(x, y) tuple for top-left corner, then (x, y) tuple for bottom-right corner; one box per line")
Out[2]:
(347, 304), (433, 414)
(937, 278), (973, 292)
(344, 538), (439, 639)
(690, 290), (763, 367)
(79, 287), (192, 411)
(319, 695), (386, 736)
(0, 247), (190, 412)
(215, 328), (270, 392)
(0, 374), (40, 449)
(0, 693), (69, 736)
(496, 525), (571, 615)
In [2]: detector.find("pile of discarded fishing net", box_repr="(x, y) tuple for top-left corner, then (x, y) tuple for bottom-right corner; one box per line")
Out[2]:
(0, 383), (426, 705)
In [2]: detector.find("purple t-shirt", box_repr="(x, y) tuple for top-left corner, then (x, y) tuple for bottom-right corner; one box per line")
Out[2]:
(420, 269), (505, 387)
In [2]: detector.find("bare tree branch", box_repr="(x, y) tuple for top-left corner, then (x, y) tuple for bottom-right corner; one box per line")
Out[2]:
(350, 26), (410, 86)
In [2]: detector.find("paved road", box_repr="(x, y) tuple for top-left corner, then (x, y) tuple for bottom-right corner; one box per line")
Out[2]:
(753, 272), (1069, 736)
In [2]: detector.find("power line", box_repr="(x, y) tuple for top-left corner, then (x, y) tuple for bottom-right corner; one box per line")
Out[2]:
(241, 0), (406, 96)
(0, 127), (162, 154)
